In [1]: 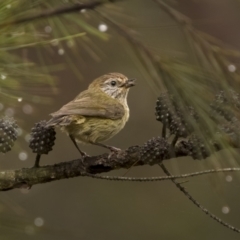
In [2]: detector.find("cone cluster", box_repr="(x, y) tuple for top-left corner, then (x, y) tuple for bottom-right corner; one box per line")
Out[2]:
(210, 91), (236, 122)
(140, 137), (170, 165)
(29, 120), (56, 155)
(0, 117), (18, 153)
(155, 93), (198, 137)
(182, 135), (210, 160)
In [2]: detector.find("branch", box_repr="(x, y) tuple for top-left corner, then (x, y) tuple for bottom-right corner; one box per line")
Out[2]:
(0, 142), (239, 191)
(0, 0), (115, 28)
(159, 163), (240, 233)
(85, 167), (240, 181)
(0, 147), (141, 191)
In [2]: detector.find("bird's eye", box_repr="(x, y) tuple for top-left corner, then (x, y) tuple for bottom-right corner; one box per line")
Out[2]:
(110, 80), (117, 86)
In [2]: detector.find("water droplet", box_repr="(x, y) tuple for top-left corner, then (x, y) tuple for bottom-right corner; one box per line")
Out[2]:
(222, 206), (230, 214)
(58, 48), (65, 55)
(25, 134), (31, 143)
(22, 104), (33, 114)
(44, 26), (52, 33)
(6, 4), (11, 9)
(98, 23), (108, 32)
(18, 98), (22, 102)
(1, 74), (6, 80)
(34, 217), (44, 227)
(4, 108), (14, 117)
(228, 64), (236, 72)
(80, 9), (86, 13)
(19, 152), (28, 161)
(18, 128), (23, 136)
(225, 175), (233, 182)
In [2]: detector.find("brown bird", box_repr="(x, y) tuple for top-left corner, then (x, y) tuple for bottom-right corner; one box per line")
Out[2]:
(46, 73), (135, 158)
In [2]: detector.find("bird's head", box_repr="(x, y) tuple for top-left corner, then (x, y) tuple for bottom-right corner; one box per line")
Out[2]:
(88, 73), (135, 102)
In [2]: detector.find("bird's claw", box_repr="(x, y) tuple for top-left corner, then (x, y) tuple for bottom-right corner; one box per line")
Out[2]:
(107, 147), (122, 159)
(80, 152), (90, 163)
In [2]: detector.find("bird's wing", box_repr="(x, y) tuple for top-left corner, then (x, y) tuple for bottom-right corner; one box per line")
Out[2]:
(50, 93), (125, 120)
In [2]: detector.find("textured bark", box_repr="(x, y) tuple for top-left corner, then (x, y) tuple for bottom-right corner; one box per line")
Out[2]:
(0, 138), (234, 191)
(0, 147), (141, 191)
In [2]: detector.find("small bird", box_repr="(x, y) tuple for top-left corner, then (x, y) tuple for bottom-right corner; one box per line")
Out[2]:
(46, 73), (135, 158)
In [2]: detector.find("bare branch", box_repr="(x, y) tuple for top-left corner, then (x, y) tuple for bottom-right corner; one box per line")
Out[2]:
(85, 167), (240, 181)
(159, 163), (240, 233)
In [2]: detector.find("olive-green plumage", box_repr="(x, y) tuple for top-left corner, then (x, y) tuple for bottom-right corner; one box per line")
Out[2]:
(46, 73), (135, 156)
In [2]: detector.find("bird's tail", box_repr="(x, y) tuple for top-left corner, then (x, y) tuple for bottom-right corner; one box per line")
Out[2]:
(45, 115), (71, 128)
(45, 117), (59, 128)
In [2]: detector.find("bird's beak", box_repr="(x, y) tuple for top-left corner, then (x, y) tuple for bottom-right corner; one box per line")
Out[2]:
(124, 78), (136, 88)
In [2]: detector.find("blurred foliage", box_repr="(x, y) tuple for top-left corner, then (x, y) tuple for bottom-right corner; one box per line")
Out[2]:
(1, 0), (240, 238)
(93, 2), (240, 165)
(1, 0), (240, 157)
(0, 0), (109, 107)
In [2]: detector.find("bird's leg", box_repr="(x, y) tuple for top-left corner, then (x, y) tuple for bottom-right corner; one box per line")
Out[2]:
(90, 141), (122, 159)
(69, 134), (88, 159)
(91, 142), (121, 152)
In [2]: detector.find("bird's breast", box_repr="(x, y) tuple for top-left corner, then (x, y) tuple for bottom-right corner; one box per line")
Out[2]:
(63, 105), (129, 144)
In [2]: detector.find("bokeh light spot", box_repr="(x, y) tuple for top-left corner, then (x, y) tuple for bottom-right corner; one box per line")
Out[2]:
(4, 108), (15, 117)
(19, 152), (28, 161)
(44, 26), (52, 33)
(58, 48), (65, 55)
(222, 206), (230, 214)
(1, 74), (6, 80)
(23, 104), (33, 114)
(228, 64), (236, 72)
(225, 175), (233, 182)
(98, 23), (108, 32)
(25, 134), (31, 143)
(17, 128), (23, 136)
(34, 217), (44, 227)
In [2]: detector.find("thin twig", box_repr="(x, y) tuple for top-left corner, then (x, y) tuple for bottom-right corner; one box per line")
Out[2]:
(162, 123), (167, 138)
(84, 167), (240, 181)
(171, 134), (178, 147)
(34, 154), (41, 168)
(159, 163), (240, 233)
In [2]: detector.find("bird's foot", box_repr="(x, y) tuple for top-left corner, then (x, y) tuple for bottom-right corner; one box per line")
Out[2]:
(107, 146), (122, 159)
(80, 151), (90, 163)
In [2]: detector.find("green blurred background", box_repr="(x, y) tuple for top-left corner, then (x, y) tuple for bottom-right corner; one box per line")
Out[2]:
(1, 0), (240, 239)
